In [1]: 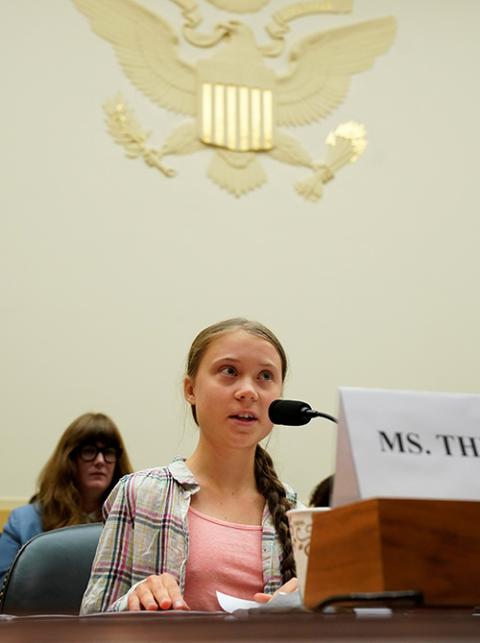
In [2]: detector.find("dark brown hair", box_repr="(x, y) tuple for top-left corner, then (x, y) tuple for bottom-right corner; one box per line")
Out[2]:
(309, 475), (333, 508)
(31, 412), (133, 531)
(186, 318), (295, 582)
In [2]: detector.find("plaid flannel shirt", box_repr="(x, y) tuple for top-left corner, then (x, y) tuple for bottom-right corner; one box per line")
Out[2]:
(80, 457), (301, 613)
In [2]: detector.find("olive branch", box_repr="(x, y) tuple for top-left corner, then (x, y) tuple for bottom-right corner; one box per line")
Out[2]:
(103, 95), (175, 177)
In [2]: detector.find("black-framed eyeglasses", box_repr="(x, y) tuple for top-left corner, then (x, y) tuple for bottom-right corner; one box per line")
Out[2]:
(76, 445), (121, 463)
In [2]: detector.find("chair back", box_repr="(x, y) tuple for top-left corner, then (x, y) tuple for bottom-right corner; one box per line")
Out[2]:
(0, 523), (102, 615)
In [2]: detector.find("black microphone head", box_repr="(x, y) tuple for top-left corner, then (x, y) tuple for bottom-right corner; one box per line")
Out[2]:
(268, 399), (312, 426)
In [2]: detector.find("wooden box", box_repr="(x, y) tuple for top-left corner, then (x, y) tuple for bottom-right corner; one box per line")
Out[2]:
(305, 498), (480, 608)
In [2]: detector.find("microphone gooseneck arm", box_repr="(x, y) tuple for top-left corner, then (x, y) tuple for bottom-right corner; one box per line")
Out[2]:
(303, 408), (338, 424)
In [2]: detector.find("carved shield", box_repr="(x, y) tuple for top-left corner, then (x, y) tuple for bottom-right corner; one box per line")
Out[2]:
(197, 58), (275, 152)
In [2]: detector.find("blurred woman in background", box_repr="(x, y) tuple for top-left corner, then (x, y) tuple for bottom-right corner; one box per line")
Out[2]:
(0, 412), (133, 586)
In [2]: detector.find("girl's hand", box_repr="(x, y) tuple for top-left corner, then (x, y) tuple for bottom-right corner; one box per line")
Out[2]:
(253, 577), (298, 603)
(127, 573), (190, 611)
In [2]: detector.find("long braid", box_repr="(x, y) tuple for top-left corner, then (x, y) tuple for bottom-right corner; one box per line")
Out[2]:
(254, 445), (296, 583)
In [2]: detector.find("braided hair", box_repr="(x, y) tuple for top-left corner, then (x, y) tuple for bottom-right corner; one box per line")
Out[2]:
(186, 317), (296, 583)
(254, 445), (296, 582)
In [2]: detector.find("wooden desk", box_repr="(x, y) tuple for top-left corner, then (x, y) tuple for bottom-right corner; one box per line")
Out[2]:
(1, 609), (479, 642)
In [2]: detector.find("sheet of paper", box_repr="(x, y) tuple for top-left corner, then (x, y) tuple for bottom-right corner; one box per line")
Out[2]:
(216, 590), (302, 613)
(216, 591), (260, 613)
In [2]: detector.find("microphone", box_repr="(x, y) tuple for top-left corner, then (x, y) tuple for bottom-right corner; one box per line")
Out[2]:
(268, 399), (338, 426)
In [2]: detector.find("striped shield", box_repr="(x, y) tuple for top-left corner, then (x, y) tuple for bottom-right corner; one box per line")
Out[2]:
(197, 60), (275, 152)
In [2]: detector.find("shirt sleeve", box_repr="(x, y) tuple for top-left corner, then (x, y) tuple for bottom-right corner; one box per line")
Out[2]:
(80, 476), (136, 614)
(284, 483), (306, 510)
(0, 511), (23, 587)
(294, 496), (307, 510)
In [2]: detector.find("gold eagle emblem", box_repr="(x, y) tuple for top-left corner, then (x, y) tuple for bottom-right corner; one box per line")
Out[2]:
(74, 0), (395, 200)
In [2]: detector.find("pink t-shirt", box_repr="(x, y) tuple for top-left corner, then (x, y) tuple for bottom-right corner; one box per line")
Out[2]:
(183, 506), (264, 611)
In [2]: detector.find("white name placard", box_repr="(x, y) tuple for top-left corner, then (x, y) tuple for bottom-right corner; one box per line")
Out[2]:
(332, 387), (480, 506)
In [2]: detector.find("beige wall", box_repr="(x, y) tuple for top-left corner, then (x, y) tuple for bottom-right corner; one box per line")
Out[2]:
(1, 0), (479, 505)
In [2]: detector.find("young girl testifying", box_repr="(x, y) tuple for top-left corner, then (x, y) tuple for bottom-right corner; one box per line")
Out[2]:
(81, 318), (301, 613)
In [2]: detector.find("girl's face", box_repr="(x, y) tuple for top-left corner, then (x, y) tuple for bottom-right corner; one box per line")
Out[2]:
(184, 330), (283, 451)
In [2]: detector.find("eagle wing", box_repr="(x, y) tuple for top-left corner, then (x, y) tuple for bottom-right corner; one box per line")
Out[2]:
(74, 0), (197, 116)
(276, 17), (396, 127)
